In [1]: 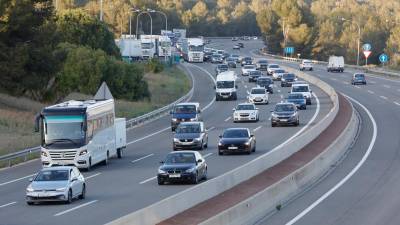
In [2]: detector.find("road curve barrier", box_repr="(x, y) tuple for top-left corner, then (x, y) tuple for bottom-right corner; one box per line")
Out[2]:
(106, 66), (340, 225)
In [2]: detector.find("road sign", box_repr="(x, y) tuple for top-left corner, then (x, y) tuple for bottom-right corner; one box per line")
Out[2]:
(363, 50), (371, 58)
(379, 53), (389, 63)
(362, 43), (372, 51)
(284, 47), (294, 54)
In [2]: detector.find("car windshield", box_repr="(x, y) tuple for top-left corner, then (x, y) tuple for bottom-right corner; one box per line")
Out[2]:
(217, 81), (234, 88)
(251, 89), (266, 94)
(173, 105), (196, 114)
(226, 58), (234, 62)
(258, 60), (268, 64)
(292, 85), (309, 92)
(176, 124), (201, 133)
(288, 94), (304, 99)
(35, 170), (69, 181)
(231, 55), (239, 58)
(257, 78), (272, 85)
(275, 104), (295, 112)
(244, 57), (252, 61)
(250, 71), (262, 75)
(236, 105), (255, 110)
(165, 153), (196, 164)
(274, 70), (285, 73)
(189, 45), (204, 51)
(269, 65), (279, 69)
(44, 115), (85, 147)
(355, 74), (365, 78)
(244, 65), (255, 69)
(218, 64), (228, 69)
(283, 74), (295, 79)
(223, 129), (249, 138)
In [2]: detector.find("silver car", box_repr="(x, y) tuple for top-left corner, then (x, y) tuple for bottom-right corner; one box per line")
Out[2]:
(26, 166), (86, 205)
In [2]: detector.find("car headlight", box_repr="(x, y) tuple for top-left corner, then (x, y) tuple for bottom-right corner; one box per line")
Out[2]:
(271, 113), (278, 118)
(269, 84), (273, 88)
(194, 137), (202, 142)
(26, 186), (34, 192)
(173, 138), (180, 142)
(218, 142), (223, 146)
(79, 149), (87, 156)
(172, 118), (177, 122)
(281, 79), (286, 81)
(41, 151), (47, 157)
(56, 187), (66, 192)
(190, 118), (197, 121)
(251, 112), (256, 116)
(244, 141), (251, 146)
(158, 169), (167, 174)
(185, 167), (196, 173)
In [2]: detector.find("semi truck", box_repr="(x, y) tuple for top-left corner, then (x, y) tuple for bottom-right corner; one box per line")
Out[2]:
(158, 35), (172, 58)
(140, 35), (158, 59)
(180, 38), (205, 62)
(118, 38), (142, 61)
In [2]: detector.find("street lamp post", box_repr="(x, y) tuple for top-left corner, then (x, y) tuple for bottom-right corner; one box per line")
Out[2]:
(147, 9), (168, 31)
(100, 0), (103, 21)
(136, 11), (153, 38)
(129, 9), (140, 37)
(342, 18), (361, 66)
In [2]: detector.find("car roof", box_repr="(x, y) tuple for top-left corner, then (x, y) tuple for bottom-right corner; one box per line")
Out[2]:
(251, 87), (266, 90)
(224, 127), (250, 132)
(178, 121), (203, 126)
(268, 64), (279, 67)
(176, 102), (200, 107)
(237, 102), (255, 106)
(168, 150), (197, 155)
(276, 102), (296, 106)
(292, 82), (309, 87)
(218, 64), (228, 67)
(41, 166), (74, 171)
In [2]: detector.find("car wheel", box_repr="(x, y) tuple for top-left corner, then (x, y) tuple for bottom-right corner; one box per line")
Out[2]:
(79, 184), (86, 200)
(86, 158), (92, 172)
(193, 172), (199, 184)
(117, 148), (123, 159)
(271, 123), (276, 127)
(252, 145), (256, 152)
(103, 151), (109, 166)
(204, 139), (208, 149)
(203, 168), (208, 180)
(218, 151), (223, 155)
(66, 189), (73, 204)
(310, 68), (313, 71)
(199, 141), (204, 150)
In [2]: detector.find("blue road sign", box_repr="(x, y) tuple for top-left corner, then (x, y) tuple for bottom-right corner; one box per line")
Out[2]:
(285, 47), (294, 54)
(379, 53), (389, 63)
(362, 43), (372, 51)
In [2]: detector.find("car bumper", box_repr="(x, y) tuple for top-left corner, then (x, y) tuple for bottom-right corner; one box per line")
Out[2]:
(249, 98), (268, 104)
(233, 115), (258, 121)
(281, 81), (294, 87)
(26, 192), (67, 202)
(158, 173), (196, 183)
(173, 142), (202, 149)
(271, 117), (298, 125)
(218, 145), (251, 154)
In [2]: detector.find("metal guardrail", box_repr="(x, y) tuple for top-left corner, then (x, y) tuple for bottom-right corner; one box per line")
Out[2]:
(0, 64), (194, 168)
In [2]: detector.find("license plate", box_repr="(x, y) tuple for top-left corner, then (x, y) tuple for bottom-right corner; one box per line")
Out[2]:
(281, 119), (288, 122)
(228, 146), (238, 150)
(181, 142), (191, 145)
(169, 174), (181, 178)
(222, 95), (229, 98)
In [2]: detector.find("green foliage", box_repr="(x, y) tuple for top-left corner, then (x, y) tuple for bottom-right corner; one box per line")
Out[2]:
(145, 58), (164, 74)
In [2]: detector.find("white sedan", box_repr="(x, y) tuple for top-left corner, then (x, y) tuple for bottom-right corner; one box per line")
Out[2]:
(233, 103), (259, 122)
(272, 69), (286, 81)
(242, 65), (256, 76)
(247, 87), (269, 104)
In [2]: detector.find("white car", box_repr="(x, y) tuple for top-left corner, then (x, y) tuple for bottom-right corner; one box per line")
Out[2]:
(233, 103), (259, 122)
(242, 65), (256, 76)
(299, 60), (313, 71)
(272, 69), (286, 81)
(26, 166), (86, 205)
(290, 83), (312, 105)
(247, 87), (269, 104)
(267, 64), (280, 75)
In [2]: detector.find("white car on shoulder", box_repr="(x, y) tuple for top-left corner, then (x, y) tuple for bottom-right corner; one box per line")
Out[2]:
(290, 82), (312, 105)
(242, 65), (256, 76)
(267, 64), (280, 75)
(299, 60), (313, 71)
(247, 87), (269, 104)
(233, 103), (259, 122)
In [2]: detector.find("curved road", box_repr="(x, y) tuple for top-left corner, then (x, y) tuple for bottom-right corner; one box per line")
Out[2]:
(0, 40), (332, 225)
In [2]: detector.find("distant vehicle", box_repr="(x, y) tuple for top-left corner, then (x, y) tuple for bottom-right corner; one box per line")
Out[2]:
(248, 70), (263, 82)
(203, 51), (213, 62)
(351, 73), (367, 85)
(118, 38), (142, 61)
(215, 64), (229, 75)
(241, 57), (253, 66)
(257, 77), (274, 94)
(267, 64), (280, 75)
(238, 42), (244, 48)
(170, 102), (202, 131)
(222, 52), (230, 59)
(141, 36), (158, 59)
(253, 36), (258, 40)
(217, 50), (225, 55)
(35, 98), (126, 170)
(281, 73), (297, 87)
(158, 35), (172, 58)
(225, 57), (237, 68)
(244, 36), (251, 41)
(290, 83), (312, 105)
(299, 59), (313, 71)
(242, 65), (256, 76)
(327, 56), (344, 72)
(256, 59), (269, 71)
(215, 71), (238, 101)
(272, 69), (286, 81)
(247, 87), (269, 104)
(26, 166), (85, 205)
(173, 122), (208, 150)
(211, 54), (224, 64)
(232, 37), (238, 41)
(172, 28), (187, 41)
(157, 151), (207, 185)
(218, 128), (256, 155)
(233, 103), (259, 122)
(230, 54), (240, 63)
(271, 102), (299, 127)
(181, 38), (205, 62)
(233, 44), (240, 50)
(286, 93), (307, 110)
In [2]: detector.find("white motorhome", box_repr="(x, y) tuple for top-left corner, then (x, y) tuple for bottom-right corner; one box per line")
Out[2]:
(158, 35), (172, 58)
(327, 56), (345, 72)
(215, 71), (238, 101)
(35, 99), (126, 170)
(141, 35), (159, 59)
(181, 38), (205, 62)
(118, 38), (142, 61)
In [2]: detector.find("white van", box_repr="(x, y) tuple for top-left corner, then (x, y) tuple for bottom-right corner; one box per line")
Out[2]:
(327, 56), (344, 72)
(290, 83), (312, 105)
(215, 71), (238, 101)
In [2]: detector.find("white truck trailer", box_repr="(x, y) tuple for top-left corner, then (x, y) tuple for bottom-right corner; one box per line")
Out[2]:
(118, 38), (142, 61)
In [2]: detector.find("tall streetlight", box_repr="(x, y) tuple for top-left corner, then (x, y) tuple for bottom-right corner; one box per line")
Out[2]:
(281, 19), (290, 57)
(136, 11), (153, 38)
(147, 9), (168, 31)
(100, 0), (103, 21)
(342, 17), (361, 66)
(129, 8), (141, 37)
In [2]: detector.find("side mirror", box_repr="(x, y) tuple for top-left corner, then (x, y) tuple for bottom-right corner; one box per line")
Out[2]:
(159, 161), (164, 164)
(219, 135), (222, 138)
(246, 91), (250, 95)
(34, 113), (42, 133)
(29, 178), (33, 182)
(71, 178), (77, 182)
(197, 159), (203, 163)
(250, 134), (254, 137)
(235, 85), (238, 89)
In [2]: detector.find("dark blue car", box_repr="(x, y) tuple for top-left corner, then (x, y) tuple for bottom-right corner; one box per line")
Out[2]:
(286, 93), (306, 110)
(351, 73), (367, 85)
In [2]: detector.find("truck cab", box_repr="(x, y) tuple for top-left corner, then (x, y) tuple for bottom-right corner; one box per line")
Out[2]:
(170, 102), (202, 131)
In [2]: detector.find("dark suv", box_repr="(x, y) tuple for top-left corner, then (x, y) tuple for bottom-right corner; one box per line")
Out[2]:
(256, 77), (274, 94)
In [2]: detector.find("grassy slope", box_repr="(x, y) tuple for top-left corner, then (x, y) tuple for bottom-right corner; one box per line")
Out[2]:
(0, 66), (190, 156)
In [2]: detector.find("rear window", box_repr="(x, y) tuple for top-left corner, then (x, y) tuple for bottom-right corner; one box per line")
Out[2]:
(218, 64), (228, 69)
(269, 65), (279, 69)
(251, 88), (266, 94)
(283, 73), (295, 79)
(292, 85), (309, 92)
(355, 74), (365, 78)
(244, 65), (255, 69)
(275, 104), (295, 112)
(274, 70), (285, 73)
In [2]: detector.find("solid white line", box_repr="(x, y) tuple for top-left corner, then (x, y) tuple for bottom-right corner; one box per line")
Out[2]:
(224, 116), (231, 122)
(208, 126), (215, 131)
(0, 174), (36, 187)
(131, 154), (154, 164)
(253, 126), (262, 132)
(383, 85), (390, 88)
(278, 89), (281, 93)
(367, 90), (374, 94)
(380, 95), (388, 100)
(140, 176), (157, 184)
(86, 173), (101, 180)
(285, 94), (377, 225)
(394, 102), (400, 106)
(280, 94), (284, 99)
(0, 201), (17, 208)
(203, 153), (213, 158)
(244, 85), (248, 88)
(54, 200), (98, 217)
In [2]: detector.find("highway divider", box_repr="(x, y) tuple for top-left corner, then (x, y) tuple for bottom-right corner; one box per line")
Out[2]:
(106, 67), (340, 225)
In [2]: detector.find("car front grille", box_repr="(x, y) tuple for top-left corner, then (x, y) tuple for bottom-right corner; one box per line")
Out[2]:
(240, 113), (249, 117)
(167, 170), (182, 174)
(49, 150), (77, 160)
(179, 139), (193, 142)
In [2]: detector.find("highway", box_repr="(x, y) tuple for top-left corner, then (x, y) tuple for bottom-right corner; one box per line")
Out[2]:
(0, 40), (332, 225)
(250, 44), (400, 225)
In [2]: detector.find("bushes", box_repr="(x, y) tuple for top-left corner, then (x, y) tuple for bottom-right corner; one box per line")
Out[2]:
(145, 58), (164, 73)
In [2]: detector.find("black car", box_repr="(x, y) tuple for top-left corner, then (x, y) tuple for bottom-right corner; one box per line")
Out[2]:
(256, 77), (274, 94)
(256, 59), (269, 71)
(248, 70), (263, 82)
(281, 73), (297, 87)
(222, 52), (230, 59)
(225, 58), (237, 68)
(241, 57), (253, 66)
(215, 64), (229, 75)
(271, 103), (299, 127)
(203, 52), (213, 62)
(173, 122), (208, 150)
(218, 128), (256, 155)
(351, 73), (367, 85)
(238, 42), (244, 48)
(157, 151), (207, 185)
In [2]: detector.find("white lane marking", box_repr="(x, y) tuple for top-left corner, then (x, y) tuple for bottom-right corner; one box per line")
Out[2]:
(380, 95), (388, 100)
(224, 116), (231, 122)
(278, 89), (281, 93)
(54, 200), (98, 217)
(203, 153), (213, 158)
(127, 127), (169, 145)
(285, 94), (377, 225)
(354, 86), (360, 89)
(0, 201), (17, 208)
(140, 176), (157, 184)
(383, 85), (390, 88)
(268, 116), (271, 121)
(208, 126), (215, 131)
(367, 90), (374, 94)
(86, 173), (101, 180)
(280, 94), (284, 99)
(0, 173), (36, 187)
(244, 85), (248, 88)
(394, 102), (400, 106)
(330, 78), (337, 81)
(398, 89), (400, 92)
(131, 154), (154, 164)
(369, 81), (376, 84)
(253, 126), (262, 132)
